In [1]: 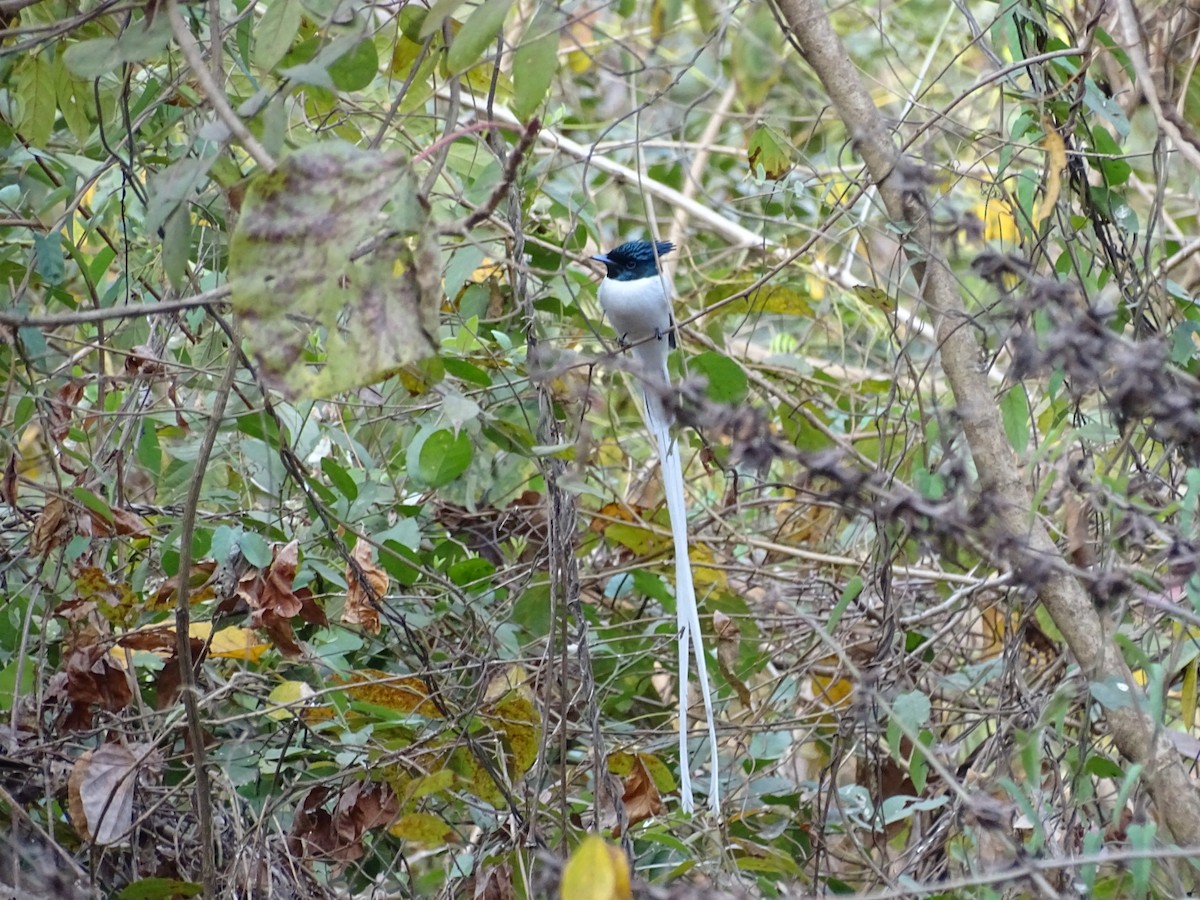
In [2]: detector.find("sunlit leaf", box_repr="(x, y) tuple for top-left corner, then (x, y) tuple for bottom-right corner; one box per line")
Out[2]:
(560, 835), (632, 900)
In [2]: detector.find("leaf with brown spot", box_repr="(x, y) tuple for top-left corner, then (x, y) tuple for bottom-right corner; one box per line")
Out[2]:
(483, 681), (541, 779)
(75, 567), (139, 629)
(616, 754), (664, 833)
(343, 669), (443, 718)
(344, 539), (386, 635)
(149, 561), (217, 608)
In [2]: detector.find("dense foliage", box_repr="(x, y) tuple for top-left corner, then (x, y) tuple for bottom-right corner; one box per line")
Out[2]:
(2, 0), (1200, 896)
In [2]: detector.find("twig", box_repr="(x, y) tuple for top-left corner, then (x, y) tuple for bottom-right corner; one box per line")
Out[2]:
(0, 286), (230, 329)
(172, 339), (241, 897)
(774, 0), (1200, 846)
(667, 79), (740, 249)
(165, 0), (275, 172)
(454, 119), (540, 233)
(1112, 0), (1200, 174)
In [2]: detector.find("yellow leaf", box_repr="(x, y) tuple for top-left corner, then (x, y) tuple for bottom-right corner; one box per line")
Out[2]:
(689, 544), (727, 588)
(267, 680), (315, 720)
(1033, 121), (1066, 231)
(978, 196), (1018, 244)
(342, 669), (443, 718)
(810, 655), (854, 709)
(388, 812), (455, 845)
(469, 257), (506, 283)
(560, 835), (632, 900)
(209, 625), (270, 662)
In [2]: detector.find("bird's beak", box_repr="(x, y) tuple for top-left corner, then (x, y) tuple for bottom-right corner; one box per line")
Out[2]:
(590, 253), (611, 266)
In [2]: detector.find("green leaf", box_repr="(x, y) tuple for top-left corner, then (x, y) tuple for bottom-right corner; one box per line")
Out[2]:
(887, 689), (931, 760)
(15, 55), (56, 147)
(446, 0), (517, 74)
(1089, 677), (1134, 711)
(328, 37), (379, 91)
(240, 531), (274, 568)
(746, 123), (792, 180)
(229, 142), (440, 398)
(730, 4), (782, 109)
(999, 385), (1030, 454)
(54, 54), (90, 145)
(419, 0), (470, 38)
(691, 351), (748, 404)
(73, 487), (114, 524)
(254, 0), (303, 72)
(1084, 754), (1124, 779)
(512, 10), (557, 120)
(417, 428), (473, 487)
(826, 576), (863, 634)
(448, 556), (495, 586)
(1090, 127), (1131, 187)
(33, 231), (64, 285)
(116, 878), (204, 900)
(63, 16), (171, 78)
(161, 207), (189, 292)
(321, 457), (358, 500)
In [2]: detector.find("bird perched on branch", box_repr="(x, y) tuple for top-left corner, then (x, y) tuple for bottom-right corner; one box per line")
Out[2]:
(590, 239), (720, 814)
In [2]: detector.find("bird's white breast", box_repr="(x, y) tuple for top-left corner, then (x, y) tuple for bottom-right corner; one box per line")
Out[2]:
(597, 274), (674, 343)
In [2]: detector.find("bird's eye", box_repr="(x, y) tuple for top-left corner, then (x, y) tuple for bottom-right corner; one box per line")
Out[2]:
(624, 259), (636, 270)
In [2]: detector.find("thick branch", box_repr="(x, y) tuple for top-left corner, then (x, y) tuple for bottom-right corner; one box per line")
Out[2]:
(773, 0), (1200, 845)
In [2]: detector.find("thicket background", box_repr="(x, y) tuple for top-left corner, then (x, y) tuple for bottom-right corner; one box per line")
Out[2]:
(2, 0), (1200, 896)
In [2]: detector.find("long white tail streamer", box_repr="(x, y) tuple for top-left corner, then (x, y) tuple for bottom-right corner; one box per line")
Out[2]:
(633, 345), (720, 814)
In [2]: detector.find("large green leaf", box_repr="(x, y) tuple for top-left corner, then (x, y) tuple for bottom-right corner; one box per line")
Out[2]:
(229, 142), (440, 398)
(446, 0), (517, 74)
(512, 9), (558, 120)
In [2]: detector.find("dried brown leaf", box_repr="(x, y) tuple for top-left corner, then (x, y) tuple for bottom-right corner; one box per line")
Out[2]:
(344, 539), (386, 635)
(31, 496), (71, 557)
(618, 755), (664, 832)
(68, 744), (150, 845)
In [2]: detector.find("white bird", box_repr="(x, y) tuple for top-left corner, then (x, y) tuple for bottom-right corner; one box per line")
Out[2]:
(591, 239), (720, 814)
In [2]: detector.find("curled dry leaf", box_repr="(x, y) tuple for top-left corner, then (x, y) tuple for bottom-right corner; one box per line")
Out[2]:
(472, 865), (516, 900)
(61, 643), (134, 728)
(344, 539), (387, 635)
(618, 755), (664, 833)
(124, 344), (167, 376)
(31, 496), (72, 557)
(247, 539), (327, 656)
(290, 782), (399, 863)
(67, 743), (155, 845)
(49, 380), (85, 443)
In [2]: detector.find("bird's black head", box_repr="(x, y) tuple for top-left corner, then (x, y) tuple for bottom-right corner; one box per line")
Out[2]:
(591, 240), (674, 282)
